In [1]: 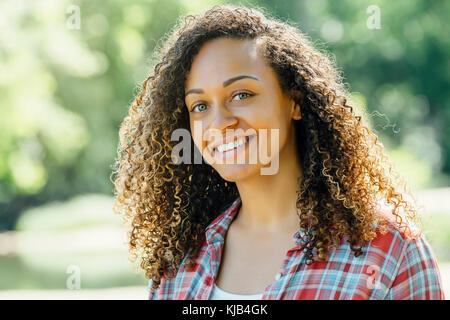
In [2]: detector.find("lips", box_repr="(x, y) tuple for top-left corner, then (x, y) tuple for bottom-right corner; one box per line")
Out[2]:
(215, 136), (248, 153)
(210, 134), (256, 157)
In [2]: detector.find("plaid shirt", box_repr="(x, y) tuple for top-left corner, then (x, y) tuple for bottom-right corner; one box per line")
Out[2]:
(148, 196), (445, 300)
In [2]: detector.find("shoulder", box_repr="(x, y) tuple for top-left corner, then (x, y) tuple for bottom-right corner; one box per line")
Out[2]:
(360, 206), (444, 299)
(365, 203), (425, 266)
(365, 221), (430, 272)
(148, 218), (218, 300)
(379, 226), (445, 299)
(334, 202), (430, 279)
(148, 233), (213, 300)
(148, 196), (241, 300)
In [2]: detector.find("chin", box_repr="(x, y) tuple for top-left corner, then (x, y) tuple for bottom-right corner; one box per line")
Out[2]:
(213, 163), (261, 182)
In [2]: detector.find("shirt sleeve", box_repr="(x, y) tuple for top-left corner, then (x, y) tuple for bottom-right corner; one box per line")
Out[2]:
(387, 234), (445, 300)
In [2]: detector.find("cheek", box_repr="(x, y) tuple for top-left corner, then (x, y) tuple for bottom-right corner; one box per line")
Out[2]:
(190, 124), (204, 152)
(252, 113), (291, 157)
(190, 121), (212, 159)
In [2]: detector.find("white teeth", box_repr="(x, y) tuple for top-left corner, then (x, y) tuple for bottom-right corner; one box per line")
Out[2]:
(216, 137), (247, 152)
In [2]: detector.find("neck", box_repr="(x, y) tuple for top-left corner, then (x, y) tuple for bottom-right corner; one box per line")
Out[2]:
(234, 127), (303, 235)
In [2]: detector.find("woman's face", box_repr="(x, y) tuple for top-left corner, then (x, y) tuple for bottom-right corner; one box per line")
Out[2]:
(184, 37), (300, 182)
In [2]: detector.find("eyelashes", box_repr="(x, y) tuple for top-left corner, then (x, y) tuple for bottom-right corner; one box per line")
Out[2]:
(191, 103), (207, 113)
(190, 91), (254, 113)
(232, 91), (252, 101)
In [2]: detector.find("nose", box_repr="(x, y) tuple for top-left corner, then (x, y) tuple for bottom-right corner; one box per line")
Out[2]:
(209, 102), (238, 132)
(203, 102), (238, 148)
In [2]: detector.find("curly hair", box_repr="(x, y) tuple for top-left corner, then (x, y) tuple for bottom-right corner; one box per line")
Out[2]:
(111, 4), (422, 293)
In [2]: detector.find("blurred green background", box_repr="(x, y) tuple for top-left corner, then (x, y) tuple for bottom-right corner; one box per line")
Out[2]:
(0, 0), (449, 299)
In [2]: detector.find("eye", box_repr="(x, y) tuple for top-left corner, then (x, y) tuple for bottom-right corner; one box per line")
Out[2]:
(191, 103), (208, 113)
(232, 91), (253, 101)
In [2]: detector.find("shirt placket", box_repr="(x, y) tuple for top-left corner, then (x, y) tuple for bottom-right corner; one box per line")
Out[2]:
(196, 240), (224, 299)
(263, 244), (307, 300)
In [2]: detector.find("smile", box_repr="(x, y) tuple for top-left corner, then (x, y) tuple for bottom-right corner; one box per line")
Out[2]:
(212, 135), (256, 159)
(216, 137), (247, 152)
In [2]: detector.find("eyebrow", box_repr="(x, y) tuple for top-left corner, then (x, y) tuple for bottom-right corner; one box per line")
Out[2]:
(185, 75), (260, 97)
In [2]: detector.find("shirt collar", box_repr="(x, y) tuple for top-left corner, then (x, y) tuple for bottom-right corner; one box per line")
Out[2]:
(204, 195), (309, 247)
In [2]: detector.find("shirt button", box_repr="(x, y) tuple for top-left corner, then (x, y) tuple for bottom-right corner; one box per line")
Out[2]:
(274, 272), (282, 281)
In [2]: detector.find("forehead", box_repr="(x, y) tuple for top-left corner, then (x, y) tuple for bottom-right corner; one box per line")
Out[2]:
(185, 37), (270, 90)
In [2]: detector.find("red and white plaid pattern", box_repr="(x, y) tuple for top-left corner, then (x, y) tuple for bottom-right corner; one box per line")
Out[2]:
(148, 196), (445, 300)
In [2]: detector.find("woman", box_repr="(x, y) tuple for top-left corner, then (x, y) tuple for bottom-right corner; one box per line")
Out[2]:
(112, 5), (445, 300)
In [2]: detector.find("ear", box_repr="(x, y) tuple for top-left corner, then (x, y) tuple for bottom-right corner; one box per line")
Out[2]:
(288, 90), (302, 120)
(292, 103), (301, 120)
(289, 99), (302, 120)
